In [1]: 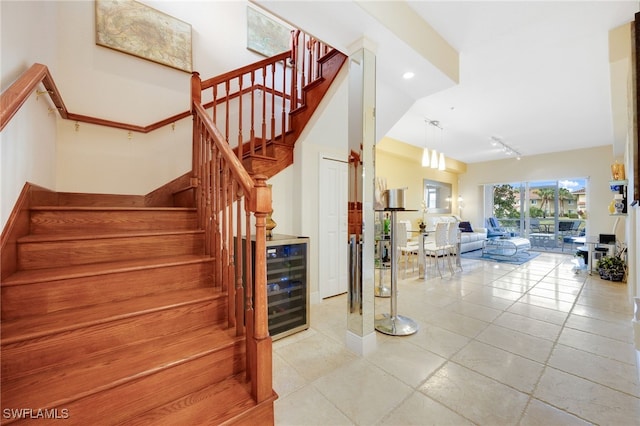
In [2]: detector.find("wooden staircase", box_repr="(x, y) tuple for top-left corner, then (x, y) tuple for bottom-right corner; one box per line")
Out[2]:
(1, 192), (274, 424)
(1, 26), (346, 426)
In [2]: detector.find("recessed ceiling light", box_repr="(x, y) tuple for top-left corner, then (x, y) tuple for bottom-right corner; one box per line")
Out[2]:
(402, 71), (415, 80)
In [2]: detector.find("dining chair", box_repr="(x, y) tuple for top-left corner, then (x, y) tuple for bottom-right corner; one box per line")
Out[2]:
(447, 221), (462, 272)
(424, 222), (453, 278)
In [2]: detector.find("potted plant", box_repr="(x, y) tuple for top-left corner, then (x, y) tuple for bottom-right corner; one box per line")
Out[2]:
(596, 242), (627, 282)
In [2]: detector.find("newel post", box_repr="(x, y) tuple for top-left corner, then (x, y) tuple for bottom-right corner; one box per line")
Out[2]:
(190, 71), (201, 112)
(191, 72), (201, 178)
(249, 175), (273, 402)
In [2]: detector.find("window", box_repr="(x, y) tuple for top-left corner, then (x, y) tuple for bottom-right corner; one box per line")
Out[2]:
(484, 178), (588, 251)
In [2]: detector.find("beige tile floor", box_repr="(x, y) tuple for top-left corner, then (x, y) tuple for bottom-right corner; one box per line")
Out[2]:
(272, 252), (640, 425)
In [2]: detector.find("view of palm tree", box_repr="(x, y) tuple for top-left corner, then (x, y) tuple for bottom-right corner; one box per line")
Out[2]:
(487, 178), (588, 253)
(534, 187), (555, 217)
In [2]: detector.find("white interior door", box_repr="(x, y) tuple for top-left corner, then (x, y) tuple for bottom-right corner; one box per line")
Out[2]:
(319, 157), (348, 298)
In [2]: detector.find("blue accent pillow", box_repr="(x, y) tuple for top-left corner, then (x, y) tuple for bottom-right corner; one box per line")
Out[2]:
(459, 221), (474, 233)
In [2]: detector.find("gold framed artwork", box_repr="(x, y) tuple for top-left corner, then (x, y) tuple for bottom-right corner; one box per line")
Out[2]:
(246, 6), (291, 58)
(95, 0), (192, 73)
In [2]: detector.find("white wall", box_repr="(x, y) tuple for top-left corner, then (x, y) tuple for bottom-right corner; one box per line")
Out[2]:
(460, 145), (619, 238)
(2, 1), (288, 202)
(268, 65), (349, 302)
(1, 1), (58, 229)
(53, 1), (275, 195)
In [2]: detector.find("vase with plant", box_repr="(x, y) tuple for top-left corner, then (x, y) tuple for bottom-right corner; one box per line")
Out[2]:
(596, 242), (627, 282)
(419, 201), (428, 232)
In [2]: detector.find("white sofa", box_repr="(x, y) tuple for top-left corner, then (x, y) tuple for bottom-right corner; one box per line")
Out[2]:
(424, 216), (487, 254)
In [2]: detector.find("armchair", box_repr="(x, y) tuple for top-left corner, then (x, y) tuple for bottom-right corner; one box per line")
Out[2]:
(486, 217), (509, 238)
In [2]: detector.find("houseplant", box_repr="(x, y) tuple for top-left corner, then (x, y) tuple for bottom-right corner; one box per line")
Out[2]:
(596, 242), (627, 282)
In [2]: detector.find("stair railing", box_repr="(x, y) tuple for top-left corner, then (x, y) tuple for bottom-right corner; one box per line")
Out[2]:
(189, 29), (331, 403)
(194, 30), (331, 161)
(191, 101), (273, 402)
(0, 63), (191, 134)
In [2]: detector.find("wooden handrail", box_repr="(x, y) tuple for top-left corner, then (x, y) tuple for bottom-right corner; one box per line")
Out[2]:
(1, 63), (64, 131)
(0, 63), (190, 134)
(200, 51), (290, 89)
(192, 103), (254, 197)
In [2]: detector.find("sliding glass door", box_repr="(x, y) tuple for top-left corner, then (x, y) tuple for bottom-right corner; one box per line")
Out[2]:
(484, 178), (588, 252)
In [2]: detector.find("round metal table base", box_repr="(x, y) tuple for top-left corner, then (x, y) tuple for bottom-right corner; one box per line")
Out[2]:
(374, 313), (418, 336)
(374, 286), (391, 298)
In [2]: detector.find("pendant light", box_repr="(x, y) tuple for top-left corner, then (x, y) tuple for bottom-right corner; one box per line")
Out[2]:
(423, 118), (445, 169)
(430, 149), (439, 169)
(421, 148), (430, 167)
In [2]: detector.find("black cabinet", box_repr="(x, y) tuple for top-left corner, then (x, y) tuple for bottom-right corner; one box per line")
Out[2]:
(244, 234), (309, 340)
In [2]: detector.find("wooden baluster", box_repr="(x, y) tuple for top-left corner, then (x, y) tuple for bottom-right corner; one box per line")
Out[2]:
(244, 203), (254, 381)
(235, 182), (245, 337)
(270, 63), (276, 143)
(282, 58), (287, 143)
(221, 164), (229, 294)
(202, 131), (208, 236)
(310, 37), (317, 82)
(204, 136), (213, 257)
(301, 34), (308, 89)
(315, 38), (321, 80)
(224, 80), (230, 145)
(237, 75), (243, 159)
(192, 116), (203, 231)
(290, 30), (300, 109)
(212, 84), (218, 124)
(250, 70), (256, 156)
(261, 66), (267, 155)
(213, 152), (222, 289)
(227, 175), (235, 329)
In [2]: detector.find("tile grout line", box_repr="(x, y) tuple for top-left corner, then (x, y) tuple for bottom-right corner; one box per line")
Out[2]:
(517, 261), (597, 425)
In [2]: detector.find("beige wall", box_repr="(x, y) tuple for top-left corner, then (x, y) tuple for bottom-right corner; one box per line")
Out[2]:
(375, 137), (465, 230)
(459, 146), (619, 238)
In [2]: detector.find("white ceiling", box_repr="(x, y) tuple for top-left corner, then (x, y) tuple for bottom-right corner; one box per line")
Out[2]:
(254, 1), (638, 164)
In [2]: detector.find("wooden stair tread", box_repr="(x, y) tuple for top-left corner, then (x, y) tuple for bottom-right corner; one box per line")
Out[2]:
(129, 375), (277, 426)
(2, 326), (241, 410)
(30, 206), (196, 212)
(1, 254), (212, 286)
(18, 229), (204, 243)
(1, 288), (223, 344)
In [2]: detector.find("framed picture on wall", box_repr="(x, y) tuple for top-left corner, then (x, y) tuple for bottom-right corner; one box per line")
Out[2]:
(95, 0), (193, 73)
(246, 6), (291, 58)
